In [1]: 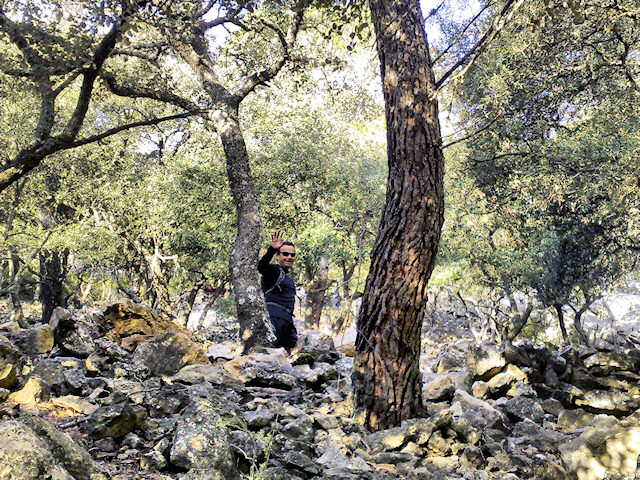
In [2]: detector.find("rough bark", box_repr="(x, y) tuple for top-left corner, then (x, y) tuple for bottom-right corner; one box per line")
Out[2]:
(211, 105), (275, 351)
(352, 0), (445, 431)
(305, 256), (329, 330)
(555, 304), (568, 343)
(39, 248), (69, 323)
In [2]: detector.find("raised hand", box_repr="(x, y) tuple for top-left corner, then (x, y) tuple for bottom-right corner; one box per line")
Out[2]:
(271, 230), (285, 250)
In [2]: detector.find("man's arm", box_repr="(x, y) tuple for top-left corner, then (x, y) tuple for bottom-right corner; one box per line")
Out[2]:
(258, 246), (277, 272)
(258, 246), (279, 287)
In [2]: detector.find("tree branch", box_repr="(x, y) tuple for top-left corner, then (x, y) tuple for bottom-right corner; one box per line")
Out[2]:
(68, 110), (204, 148)
(101, 71), (202, 111)
(236, 1), (310, 99)
(435, 0), (525, 89)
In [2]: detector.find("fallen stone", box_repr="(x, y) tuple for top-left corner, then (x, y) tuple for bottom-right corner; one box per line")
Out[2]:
(8, 376), (50, 405)
(206, 343), (236, 361)
(6, 324), (54, 355)
(423, 374), (456, 402)
(503, 395), (545, 423)
(0, 413), (107, 480)
(557, 408), (596, 432)
(169, 398), (237, 478)
(467, 344), (506, 380)
(0, 363), (17, 389)
(297, 332), (340, 364)
(132, 331), (208, 377)
(559, 410), (640, 480)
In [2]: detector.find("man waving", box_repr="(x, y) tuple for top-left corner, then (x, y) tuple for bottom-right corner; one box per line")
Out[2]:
(258, 231), (298, 353)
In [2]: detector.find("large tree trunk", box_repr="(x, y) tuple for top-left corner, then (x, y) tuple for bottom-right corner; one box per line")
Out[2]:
(353, 0), (445, 431)
(212, 106), (275, 352)
(39, 248), (69, 323)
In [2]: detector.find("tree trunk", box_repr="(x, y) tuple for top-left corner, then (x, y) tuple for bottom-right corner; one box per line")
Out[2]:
(39, 248), (69, 323)
(305, 256), (328, 331)
(331, 261), (356, 333)
(353, 0), (445, 431)
(211, 106), (275, 352)
(147, 244), (172, 316)
(505, 303), (534, 342)
(174, 284), (204, 327)
(128, 237), (172, 317)
(573, 300), (593, 347)
(555, 304), (568, 343)
(196, 282), (227, 330)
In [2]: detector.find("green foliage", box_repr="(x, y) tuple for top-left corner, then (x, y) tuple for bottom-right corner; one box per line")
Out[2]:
(438, 0), (640, 333)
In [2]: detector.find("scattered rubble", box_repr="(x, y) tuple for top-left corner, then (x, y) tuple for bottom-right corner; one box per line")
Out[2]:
(2, 300), (640, 480)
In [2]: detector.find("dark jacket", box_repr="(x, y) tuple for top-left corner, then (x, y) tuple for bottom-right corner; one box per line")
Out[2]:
(258, 246), (296, 320)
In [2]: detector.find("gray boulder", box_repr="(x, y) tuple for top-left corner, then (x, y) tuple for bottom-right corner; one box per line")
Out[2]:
(84, 393), (141, 440)
(0, 334), (20, 389)
(466, 344), (506, 380)
(132, 331), (208, 377)
(296, 332), (339, 363)
(0, 413), (107, 480)
(170, 398), (238, 479)
(6, 324), (54, 355)
(50, 307), (97, 357)
(559, 410), (640, 480)
(503, 396), (545, 423)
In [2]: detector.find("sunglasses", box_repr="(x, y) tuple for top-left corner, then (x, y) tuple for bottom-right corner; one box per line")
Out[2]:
(279, 251), (296, 257)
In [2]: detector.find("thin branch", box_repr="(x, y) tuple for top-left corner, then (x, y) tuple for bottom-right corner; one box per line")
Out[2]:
(433, 1), (493, 65)
(68, 110), (204, 149)
(52, 69), (83, 96)
(236, 1), (310, 99)
(442, 111), (502, 149)
(435, 0), (525, 89)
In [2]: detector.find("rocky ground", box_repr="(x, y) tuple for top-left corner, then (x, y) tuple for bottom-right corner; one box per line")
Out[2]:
(2, 300), (640, 480)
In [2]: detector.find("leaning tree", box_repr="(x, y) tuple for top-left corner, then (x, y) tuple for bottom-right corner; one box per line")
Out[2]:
(351, 0), (445, 431)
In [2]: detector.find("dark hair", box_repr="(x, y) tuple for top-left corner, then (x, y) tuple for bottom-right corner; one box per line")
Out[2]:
(277, 241), (295, 253)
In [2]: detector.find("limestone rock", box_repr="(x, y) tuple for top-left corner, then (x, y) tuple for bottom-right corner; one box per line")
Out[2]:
(0, 334), (20, 388)
(503, 396), (545, 423)
(100, 300), (190, 350)
(574, 389), (640, 415)
(6, 324), (54, 355)
(583, 351), (638, 375)
(206, 343), (236, 361)
(84, 394), (139, 440)
(242, 405), (276, 429)
(452, 390), (507, 431)
(0, 362), (17, 389)
(557, 408), (596, 432)
(485, 364), (528, 397)
(8, 376), (50, 404)
(366, 426), (413, 453)
(169, 398), (238, 479)
(423, 374), (456, 402)
(0, 414), (106, 480)
(296, 332), (339, 364)
(169, 363), (241, 388)
(50, 308), (96, 357)
(467, 344), (506, 380)
(559, 410), (640, 480)
(132, 331), (207, 377)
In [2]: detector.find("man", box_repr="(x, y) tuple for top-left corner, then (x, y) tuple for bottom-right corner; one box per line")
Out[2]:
(258, 230), (298, 353)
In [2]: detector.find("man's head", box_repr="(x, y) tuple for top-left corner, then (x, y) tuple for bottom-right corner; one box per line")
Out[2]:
(276, 241), (296, 270)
